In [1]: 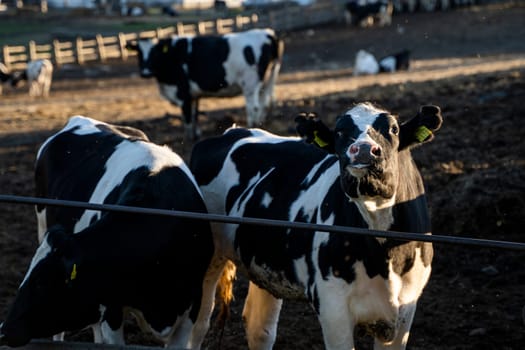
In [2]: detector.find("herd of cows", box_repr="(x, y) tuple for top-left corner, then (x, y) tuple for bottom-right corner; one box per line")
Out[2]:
(0, 25), (445, 350)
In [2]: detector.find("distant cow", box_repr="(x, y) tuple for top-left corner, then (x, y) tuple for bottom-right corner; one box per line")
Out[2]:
(0, 62), (12, 95)
(190, 102), (442, 349)
(354, 49), (410, 75)
(0, 116), (217, 348)
(345, 0), (393, 27)
(378, 49), (411, 73)
(126, 28), (284, 141)
(11, 59), (53, 97)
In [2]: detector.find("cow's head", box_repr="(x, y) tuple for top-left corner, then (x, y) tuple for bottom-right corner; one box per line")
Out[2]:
(296, 102), (442, 200)
(126, 38), (160, 78)
(0, 226), (97, 347)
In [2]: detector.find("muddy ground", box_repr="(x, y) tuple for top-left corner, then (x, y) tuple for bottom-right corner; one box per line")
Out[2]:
(1, 1), (524, 349)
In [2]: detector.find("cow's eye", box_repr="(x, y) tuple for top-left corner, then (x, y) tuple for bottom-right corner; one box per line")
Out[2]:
(390, 125), (399, 135)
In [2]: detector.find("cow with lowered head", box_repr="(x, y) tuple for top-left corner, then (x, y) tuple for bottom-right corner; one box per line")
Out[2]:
(0, 116), (219, 348)
(126, 28), (284, 142)
(189, 102), (442, 349)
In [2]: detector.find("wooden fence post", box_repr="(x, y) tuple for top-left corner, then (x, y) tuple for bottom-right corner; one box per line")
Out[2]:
(53, 39), (62, 66)
(75, 37), (84, 65)
(3, 45), (12, 69)
(198, 21), (207, 35)
(176, 22), (185, 36)
(118, 33), (128, 61)
(28, 40), (37, 61)
(96, 34), (107, 62)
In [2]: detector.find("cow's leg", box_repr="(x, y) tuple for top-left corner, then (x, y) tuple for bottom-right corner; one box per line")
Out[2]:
(316, 290), (355, 350)
(261, 61), (281, 112)
(181, 99), (201, 142)
(166, 314), (194, 349)
(188, 257), (235, 349)
(243, 84), (263, 127)
(242, 282), (283, 350)
(373, 302), (417, 350)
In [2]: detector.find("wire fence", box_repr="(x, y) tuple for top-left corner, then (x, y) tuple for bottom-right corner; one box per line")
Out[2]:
(0, 194), (524, 251)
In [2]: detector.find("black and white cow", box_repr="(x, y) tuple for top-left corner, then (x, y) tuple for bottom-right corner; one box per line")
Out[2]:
(190, 102), (442, 349)
(0, 116), (218, 348)
(11, 59), (54, 97)
(126, 28), (284, 142)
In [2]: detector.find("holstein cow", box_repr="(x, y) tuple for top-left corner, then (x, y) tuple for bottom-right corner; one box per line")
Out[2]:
(126, 28), (284, 141)
(0, 116), (217, 348)
(11, 59), (53, 97)
(190, 102), (442, 349)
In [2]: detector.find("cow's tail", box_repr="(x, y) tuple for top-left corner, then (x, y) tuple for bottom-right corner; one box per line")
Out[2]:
(216, 260), (236, 329)
(264, 33), (284, 108)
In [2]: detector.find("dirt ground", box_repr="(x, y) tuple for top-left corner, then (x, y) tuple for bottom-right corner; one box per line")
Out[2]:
(1, 1), (525, 349)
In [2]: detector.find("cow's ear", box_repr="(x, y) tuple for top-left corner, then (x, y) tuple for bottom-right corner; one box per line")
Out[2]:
(399, 105), (443, 150)
(46, 225), (69, 252)
(295, 113), (336, 153)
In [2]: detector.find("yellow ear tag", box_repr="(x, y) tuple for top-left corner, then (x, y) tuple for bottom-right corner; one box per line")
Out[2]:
(313, 130), (329, 148)
(415, 126), (432, 142)
(163, 44), (169, 53)
(70, 263), (77, 281)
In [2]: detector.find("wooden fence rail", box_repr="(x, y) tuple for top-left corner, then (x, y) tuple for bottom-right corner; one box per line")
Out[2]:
(0, 1), (343, 71)
(0, 13), (261, 71)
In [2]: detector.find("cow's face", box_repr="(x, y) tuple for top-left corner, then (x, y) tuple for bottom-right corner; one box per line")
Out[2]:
(0, 227), (97, 347)
(127, 39), (158, 78)
(335, 103), (401, 199)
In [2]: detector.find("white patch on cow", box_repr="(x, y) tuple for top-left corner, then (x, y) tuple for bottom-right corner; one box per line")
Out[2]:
(20, 235), (52, 287)
(158, 83), (183, 106)
(74, 137), (186, 232)
(260, 192), (273, 208)
(36, 207), (47, 243)
(344, 102), (387, 134)
(379, 56), (397, 72)
(138, 40), (156, 76)
(352, 194), (396, 232)
(354, 50), (379, 76)
(348, 261), (398, 326)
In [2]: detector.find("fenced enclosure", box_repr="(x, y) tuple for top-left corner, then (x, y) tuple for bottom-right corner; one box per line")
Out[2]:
(0, 1), (342, 71)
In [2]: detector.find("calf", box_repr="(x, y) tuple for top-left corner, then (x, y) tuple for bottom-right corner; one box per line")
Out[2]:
(190, 102), (442, 349)
(126, 28), (284, 141)
(11, 59), (53, 97)
(0, 116), (217, 348)
(344, 0), (393, 27)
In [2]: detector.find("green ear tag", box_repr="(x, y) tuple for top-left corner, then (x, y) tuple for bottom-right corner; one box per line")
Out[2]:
(313, 130), (329, 148)
(70, 263), (77, 281)
(163, 44), (169, 53)
(415, 126), (432, 142)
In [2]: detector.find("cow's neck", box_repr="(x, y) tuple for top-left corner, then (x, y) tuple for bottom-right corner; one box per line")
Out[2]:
(349, 151), (424, 232)
(352, 194), (396, 231)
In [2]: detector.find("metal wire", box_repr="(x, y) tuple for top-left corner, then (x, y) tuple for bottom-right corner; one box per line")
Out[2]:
(0, 194), (524, 251)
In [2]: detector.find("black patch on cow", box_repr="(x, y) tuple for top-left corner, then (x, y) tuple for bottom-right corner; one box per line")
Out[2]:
(243, 46), (256, 65)
(35, 125), (123, 227)
(187, 36), (230, 92)
(190, 128), (253, 186)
